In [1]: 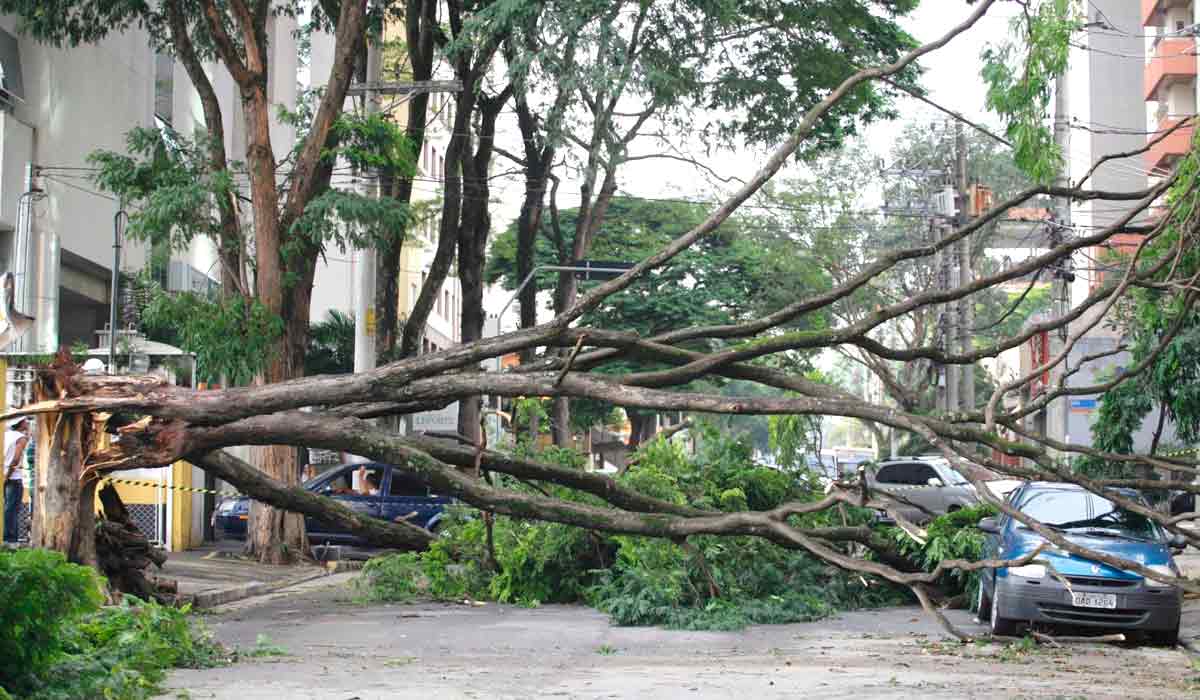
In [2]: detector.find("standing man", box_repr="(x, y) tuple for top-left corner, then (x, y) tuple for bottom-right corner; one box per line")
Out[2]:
(3, 417), (29, 543)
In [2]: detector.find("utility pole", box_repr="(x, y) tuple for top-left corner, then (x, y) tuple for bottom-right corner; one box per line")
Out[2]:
(943, 218), (959, 414)
(353, 15), (383, 376)
(954, 122), (974, 413)
(1051, 69), (1073, 447)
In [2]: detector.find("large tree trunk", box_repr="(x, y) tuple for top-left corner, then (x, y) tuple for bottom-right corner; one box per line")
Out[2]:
(31, 360), (97, 566)
(240, 77), (308, 564)
(377, 0), (437, 361)
(456, 92), (506, 443)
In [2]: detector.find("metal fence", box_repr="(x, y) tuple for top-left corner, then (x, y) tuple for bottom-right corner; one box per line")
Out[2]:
(15, 502), (162, 543)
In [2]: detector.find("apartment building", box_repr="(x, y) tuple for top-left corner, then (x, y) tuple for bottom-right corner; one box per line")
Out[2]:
(0, 12), (301, 548)
(1142, 0), (1197, 179)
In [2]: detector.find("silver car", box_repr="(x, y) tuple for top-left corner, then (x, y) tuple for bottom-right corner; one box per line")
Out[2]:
(866, 457), (980, 523)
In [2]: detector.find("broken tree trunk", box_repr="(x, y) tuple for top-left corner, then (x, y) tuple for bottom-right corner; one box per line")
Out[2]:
(31, 355), (98, 566)
(96, 482), (173, 603)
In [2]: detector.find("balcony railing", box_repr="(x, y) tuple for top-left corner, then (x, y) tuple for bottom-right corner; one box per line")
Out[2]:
(1147, 115), (1196, 173)
(1144, 37), (1197, 101)
(1143, 0), (1194, 27)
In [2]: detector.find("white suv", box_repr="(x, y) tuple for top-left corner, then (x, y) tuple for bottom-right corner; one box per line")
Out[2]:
(866, 457), (980, 523)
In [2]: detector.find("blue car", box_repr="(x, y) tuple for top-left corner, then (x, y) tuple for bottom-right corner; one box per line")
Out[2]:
(213, 462), (451, 546)
(978, 482), (1185, 644)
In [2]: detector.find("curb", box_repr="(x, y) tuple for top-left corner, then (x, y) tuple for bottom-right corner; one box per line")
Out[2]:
(179, 568), (334, 609)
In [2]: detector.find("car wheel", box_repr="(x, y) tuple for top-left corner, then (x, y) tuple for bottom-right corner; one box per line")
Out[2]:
(989, 577), (1018, 637)
(976, 579), (992, 623)
(1147, 625), (1179, 647)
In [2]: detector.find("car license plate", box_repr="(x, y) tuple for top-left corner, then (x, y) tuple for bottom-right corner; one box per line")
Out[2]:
(1071, 592), (1117, 609)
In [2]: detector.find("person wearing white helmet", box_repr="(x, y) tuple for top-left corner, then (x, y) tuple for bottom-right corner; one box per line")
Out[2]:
(3, 416), (29, 543)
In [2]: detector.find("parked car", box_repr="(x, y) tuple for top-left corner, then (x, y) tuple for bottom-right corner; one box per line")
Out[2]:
(212, 495), (250, 539)
(866, 456), (980, 523)
(978, 482), (1185, 644)
(212, 462), (451, 545)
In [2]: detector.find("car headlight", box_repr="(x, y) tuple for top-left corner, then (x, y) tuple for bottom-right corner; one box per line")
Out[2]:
(1008, 564), (1046, 579)
(1143, 564), (1177, 588)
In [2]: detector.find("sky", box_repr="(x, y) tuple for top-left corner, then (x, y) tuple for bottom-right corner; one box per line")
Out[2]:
(483, 0), (1026, 326)
(484, 1), (1024, 228)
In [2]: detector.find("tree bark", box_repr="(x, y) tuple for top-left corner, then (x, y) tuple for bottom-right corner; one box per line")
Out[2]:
(456, 90), (509, 443)
(31, 361), (97, 567)
(96, 483), (171, 603)
(627, 411), (657, 448)
(197, 0), (367, 564)
(377, 0), (438, 361)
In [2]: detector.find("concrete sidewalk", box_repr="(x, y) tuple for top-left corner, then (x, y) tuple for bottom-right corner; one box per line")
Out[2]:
(151, 543), (346, 608)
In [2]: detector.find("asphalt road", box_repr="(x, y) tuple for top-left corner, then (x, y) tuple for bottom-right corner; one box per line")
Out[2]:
(168, 576), (1200, 700)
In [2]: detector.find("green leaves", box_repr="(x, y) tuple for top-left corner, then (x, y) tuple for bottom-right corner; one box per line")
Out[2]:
(90, 127), (239, 254)
(287, 187), (411, 274)
(305, 309), (355, 376)
(981, 0), (1080, 183)
(327, 112), (417, 174)
(140, 285), (283, 386)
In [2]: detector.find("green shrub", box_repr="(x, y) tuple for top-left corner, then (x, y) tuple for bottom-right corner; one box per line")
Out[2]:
(354, 428), (909, 629)
(0, 549), (226, 699)
(0, 549), (104, 694)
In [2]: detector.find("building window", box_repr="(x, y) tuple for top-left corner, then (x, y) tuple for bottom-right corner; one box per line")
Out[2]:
(410, 283), (417, 312)
(154, 53), (174, 126)
(443, 290), (450, 318)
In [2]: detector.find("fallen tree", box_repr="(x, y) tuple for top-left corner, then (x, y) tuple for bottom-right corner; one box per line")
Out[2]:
(12, 0), (1200, 640)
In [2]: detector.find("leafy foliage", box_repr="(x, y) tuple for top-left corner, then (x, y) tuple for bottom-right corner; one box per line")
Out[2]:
(0, 549), (225, 699)
(881, 503), (998, 601)
(488, 197), (833, 440)
(359, 428), (906, 628)
(476, 0), (919, 153)
(305, 310), (356, 376)
(981, 0), (1080, 183)
(141, 285), (283, 385)
(91, 127), (239, 254)
(0, 549), (104, 694)
(1079, 152), (1200, 475)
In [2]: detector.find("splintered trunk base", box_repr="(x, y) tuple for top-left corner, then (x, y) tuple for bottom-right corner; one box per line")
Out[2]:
(97, 482), (173, 603)
(32, 356), (98, 567)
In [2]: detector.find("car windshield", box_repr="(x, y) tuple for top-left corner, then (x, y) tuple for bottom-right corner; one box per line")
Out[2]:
(1018, 489), (1161, 541)
(940, 467), (970, 486)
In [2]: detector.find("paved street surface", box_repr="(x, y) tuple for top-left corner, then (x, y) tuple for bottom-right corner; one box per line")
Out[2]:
(169, 577), (1200, 700)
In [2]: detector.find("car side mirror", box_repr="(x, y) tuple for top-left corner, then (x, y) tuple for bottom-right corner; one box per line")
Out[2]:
(1169, 533), (1188, 553)
(977, 517), (1000, 534)
(927, 477), (944, 487)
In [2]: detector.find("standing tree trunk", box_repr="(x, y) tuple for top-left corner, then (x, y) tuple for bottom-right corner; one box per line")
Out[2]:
(377, 0), (438, 361)
(31, 358), (98, 567)
(627, 411), (657, 449)
(456, 90), (510, 443)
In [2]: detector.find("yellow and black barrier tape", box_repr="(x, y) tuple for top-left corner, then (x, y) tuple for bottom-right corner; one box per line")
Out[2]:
(101, 477), (239, 497)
